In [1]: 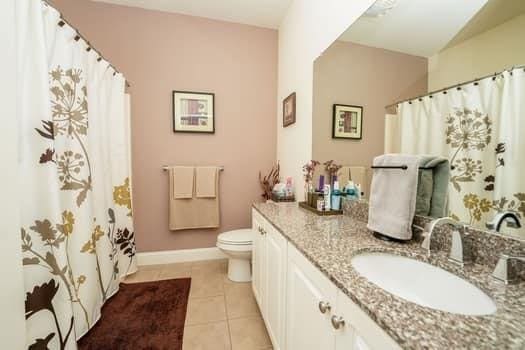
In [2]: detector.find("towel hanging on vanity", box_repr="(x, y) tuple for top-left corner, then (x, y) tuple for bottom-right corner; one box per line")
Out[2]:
(168, 166), (220, 231)
(367, 154), (420, 240)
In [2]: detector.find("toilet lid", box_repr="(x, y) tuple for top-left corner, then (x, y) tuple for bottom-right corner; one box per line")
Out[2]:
(217, 229), (253, 245)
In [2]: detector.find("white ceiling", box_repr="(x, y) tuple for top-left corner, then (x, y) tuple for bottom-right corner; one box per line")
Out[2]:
(339, 0), (489, 57)
(90, 0), (293, 29)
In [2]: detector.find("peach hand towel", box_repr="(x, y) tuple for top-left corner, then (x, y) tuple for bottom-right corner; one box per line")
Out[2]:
(349, 166), (369, 197)
(195, 166), (218, 198)
(170, 166), (194, 199)
(169, 167), (220, 231)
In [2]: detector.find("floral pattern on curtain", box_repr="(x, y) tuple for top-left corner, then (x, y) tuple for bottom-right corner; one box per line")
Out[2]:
(398, 68), (525, 227)
(17, 1), (137, 349)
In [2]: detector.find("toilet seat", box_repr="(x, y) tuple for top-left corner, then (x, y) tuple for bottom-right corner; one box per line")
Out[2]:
(217, 229), (253, 246)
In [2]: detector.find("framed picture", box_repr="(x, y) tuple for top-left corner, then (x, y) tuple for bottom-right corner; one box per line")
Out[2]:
(332, 104), (363, 139)
(173, 91), (215, 133)
(283, 92), (296, 127)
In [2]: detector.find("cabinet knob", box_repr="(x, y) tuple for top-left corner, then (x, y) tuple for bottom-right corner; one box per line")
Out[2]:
(331, 315), (345, 330)
(318, 301), (331, 314)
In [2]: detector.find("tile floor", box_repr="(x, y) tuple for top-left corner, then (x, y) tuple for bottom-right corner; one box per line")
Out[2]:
(123, 259), (272, 350)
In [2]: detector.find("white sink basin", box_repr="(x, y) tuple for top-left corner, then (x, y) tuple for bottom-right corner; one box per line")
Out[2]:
(351, 253), (497, 316)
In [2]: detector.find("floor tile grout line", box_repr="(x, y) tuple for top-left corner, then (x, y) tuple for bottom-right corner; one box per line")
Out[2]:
(222, 270), (234, 349)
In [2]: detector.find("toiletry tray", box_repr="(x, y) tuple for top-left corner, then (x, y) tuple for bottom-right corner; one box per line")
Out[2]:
(298, 202), (343, 216)
(272, 194), (295, 202)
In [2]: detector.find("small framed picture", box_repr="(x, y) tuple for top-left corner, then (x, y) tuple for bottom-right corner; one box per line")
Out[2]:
(173, 91), (215, 133)
(283, 92), (296, 127)
(332, 104), (363, 139)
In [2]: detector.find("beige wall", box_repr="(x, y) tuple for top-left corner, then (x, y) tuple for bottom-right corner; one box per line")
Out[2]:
(277, 0), (376, 200)
(429, 13), (525, 91)
(312, 41), (428, 170)
(54, 0), (277, 252)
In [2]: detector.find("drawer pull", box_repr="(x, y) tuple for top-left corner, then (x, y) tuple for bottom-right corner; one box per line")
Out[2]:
(331, 315), (345, 330)
(318, 301), (331, 314)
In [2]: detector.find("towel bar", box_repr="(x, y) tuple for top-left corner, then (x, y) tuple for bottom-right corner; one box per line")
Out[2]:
(371, 165), (455, 170)
(162, 165), (224, 171)
(371, 165), (434, 170)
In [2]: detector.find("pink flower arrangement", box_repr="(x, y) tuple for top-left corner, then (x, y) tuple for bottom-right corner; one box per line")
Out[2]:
(324, 160), (342, 184)
(302, 160), (320, 184)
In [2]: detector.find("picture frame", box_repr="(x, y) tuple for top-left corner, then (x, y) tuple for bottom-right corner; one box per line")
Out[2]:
(172, 91), (215, 133)
(283, 92), (296, 127)
(332, 104), (363, 139)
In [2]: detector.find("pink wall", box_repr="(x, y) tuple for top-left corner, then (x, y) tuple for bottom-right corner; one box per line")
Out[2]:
(54, 0), (278, 252)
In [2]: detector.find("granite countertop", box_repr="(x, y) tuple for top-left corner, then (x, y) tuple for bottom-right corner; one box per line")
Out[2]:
(253, 202), (525, 349)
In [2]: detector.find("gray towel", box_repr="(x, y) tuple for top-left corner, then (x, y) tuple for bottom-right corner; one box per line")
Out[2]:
(367, 154), (420, 240)
(416, 156), (450, 217)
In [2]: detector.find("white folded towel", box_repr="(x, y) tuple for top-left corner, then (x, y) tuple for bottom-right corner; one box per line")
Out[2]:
(367, 154), (420, 240)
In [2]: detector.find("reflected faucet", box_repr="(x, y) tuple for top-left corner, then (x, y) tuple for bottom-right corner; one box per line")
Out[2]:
(486, 211), (521, 232)
(421, 217), (467, 266)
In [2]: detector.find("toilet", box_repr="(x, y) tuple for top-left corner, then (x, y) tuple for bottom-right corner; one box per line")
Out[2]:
(216, 229), (254, 282)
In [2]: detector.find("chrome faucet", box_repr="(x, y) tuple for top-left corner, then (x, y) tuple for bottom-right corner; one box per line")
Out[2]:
(486, 211), (521, 232)
(421, 217), (467, 266)
(492, 254), (525, 284)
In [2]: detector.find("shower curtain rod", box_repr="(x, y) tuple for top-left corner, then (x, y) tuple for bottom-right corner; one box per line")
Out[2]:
(41, 0), (131, 88)
(385, 64), (525, 110)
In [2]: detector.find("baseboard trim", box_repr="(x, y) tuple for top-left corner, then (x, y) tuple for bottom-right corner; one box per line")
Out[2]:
(137, 247), (227, 266)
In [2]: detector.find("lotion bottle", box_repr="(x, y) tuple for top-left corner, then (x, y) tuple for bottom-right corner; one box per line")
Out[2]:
(323, 184), (331, 211)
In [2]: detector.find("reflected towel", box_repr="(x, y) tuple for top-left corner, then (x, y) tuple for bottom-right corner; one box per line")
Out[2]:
(349, 166), (368, 197)
(367, 154), (420, 240)
(337, 167), (351, 187)
(195, 167), (218, 198)
(416, 156), (450, 217)
(169, 167), (220, 231)
(170, 166), (194, 199)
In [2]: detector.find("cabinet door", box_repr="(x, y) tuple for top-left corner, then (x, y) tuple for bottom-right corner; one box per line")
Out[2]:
(286, 245), (337, 350)
(334, 291), (401, 350)
(251, 210), (266, 308)
(264, 225), (287, 350)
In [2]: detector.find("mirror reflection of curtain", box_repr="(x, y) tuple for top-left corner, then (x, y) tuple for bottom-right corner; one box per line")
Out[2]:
(397, 68), (525, 226)
(17, 1), (137, 348)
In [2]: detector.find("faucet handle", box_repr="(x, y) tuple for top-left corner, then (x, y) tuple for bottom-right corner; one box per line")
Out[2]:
(492, 254), (525, 284)
(449, 230), (470, 266)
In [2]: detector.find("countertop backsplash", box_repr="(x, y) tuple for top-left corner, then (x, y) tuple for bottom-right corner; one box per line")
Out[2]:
(343, 198), (525, 272)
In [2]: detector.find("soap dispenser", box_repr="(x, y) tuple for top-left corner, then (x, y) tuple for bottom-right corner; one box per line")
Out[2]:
(331, 180), (342, 210)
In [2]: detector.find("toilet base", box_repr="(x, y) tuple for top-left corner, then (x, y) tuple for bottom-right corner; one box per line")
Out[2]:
(228, 258), (252, 282)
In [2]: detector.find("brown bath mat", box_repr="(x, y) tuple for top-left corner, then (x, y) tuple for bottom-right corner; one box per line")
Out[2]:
(78, 278), (191, 350)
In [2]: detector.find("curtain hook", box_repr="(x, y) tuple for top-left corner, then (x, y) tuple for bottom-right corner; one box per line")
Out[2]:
(58, 20), (65, 27)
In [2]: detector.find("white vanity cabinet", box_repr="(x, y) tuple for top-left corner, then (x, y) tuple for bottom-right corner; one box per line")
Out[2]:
(286, 242), (337, 350)
(252, 209), (287, 350)
(333, 288), (401, 350)
(252, 209), (400, 350)
(252, 210), (266, 310)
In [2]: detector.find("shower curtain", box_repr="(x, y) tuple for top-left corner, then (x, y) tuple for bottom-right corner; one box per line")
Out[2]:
(17, 1), (137, 348)
(397, 68), (525, 226)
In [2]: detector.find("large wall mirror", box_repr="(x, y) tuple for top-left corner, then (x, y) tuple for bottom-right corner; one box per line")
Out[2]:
(312, 0), (525, 240)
